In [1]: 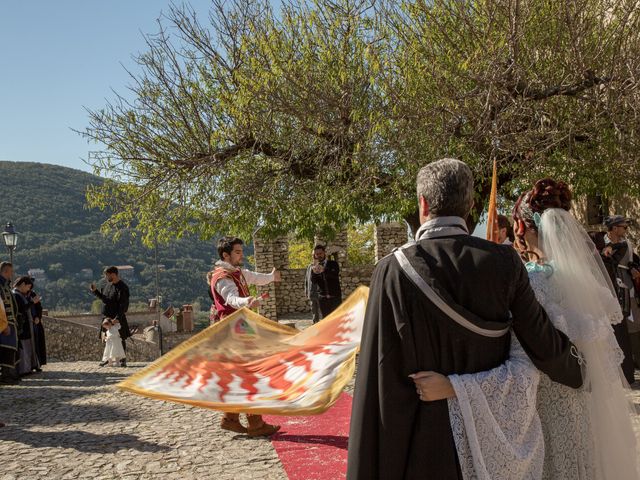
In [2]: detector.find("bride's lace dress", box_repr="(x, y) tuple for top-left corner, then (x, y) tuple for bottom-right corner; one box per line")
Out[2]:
(448, 266), (595, 480)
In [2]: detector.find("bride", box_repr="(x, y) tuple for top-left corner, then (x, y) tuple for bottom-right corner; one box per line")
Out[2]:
(412, 178), (638, 479)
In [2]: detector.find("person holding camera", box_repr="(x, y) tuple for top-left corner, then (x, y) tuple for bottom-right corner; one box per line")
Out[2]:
(309, 244), (342, 318)
(90, 266), (130, 368)
(602, 216), (640, 373)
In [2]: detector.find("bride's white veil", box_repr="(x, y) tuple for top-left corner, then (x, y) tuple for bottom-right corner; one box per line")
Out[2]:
(538, 208), (639, 479)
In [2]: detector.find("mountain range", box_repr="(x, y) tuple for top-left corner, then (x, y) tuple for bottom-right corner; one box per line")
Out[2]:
(0, 161), (244, 313)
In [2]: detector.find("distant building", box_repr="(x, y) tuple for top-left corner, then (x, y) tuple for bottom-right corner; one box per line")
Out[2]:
(79, 268), (94, 280)
(115, 265), (135, 282)
(28, 268), (47, 283)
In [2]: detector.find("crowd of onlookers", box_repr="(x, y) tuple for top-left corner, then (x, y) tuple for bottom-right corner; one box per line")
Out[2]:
(589, 215), (640, 384)
(0, 261), (47, 386)
(0, 261), (47, 427)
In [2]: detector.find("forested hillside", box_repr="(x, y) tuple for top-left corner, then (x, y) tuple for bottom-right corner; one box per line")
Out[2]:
(0, 161), (249, 312)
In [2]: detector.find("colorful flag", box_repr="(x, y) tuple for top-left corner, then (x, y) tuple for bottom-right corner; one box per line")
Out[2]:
(486, 159), (501, 243)
(119, 286), (369, 415)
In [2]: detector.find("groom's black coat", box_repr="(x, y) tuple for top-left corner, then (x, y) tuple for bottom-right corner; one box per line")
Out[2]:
(347, 234), (582, 480)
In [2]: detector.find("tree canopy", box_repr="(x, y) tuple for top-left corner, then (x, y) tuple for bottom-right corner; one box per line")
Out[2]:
(83, 0), (640, 242)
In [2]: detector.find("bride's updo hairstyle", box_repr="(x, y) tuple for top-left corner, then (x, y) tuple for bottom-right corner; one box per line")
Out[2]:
(512, 178), (572, 246)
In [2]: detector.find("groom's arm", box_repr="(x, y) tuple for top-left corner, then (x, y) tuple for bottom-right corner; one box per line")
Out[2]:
(508, 251), (583, 389)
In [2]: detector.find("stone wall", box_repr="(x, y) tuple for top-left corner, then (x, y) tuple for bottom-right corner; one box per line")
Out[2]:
(314, 230), (349, 266)
(253, 223), (405, 320)
(341, 265), (376, 297)
(273, 269), (308, 315)
(43, 315), (160, 362)
(161, 332), (196, 353)
(260, 266), (376, 317)
(253, 235), (290, 319)
(56, 311), (161, 328)
(375, 222), (409, 261)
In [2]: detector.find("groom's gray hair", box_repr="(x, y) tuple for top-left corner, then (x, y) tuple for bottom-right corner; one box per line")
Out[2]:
(417, 159), (474, 218)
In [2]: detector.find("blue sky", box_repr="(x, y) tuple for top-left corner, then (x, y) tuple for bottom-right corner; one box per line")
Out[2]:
(0, 2), (489, 235)
(0, 1), (209, 173)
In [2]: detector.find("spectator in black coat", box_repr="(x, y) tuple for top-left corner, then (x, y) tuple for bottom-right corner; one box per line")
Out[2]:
(28, 288), (46, 369)
(90, 266), (130, 367)
(309, 245), (342, 317)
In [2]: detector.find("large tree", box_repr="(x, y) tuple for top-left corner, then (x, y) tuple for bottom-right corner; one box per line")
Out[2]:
(382, 0), (640, 211)
(83, 0), (640, 243)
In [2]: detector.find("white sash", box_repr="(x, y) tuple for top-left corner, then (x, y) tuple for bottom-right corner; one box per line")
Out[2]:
(393, 248), (510, 338)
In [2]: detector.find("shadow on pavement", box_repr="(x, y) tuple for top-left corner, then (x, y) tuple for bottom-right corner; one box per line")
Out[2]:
(0, 368), (137, 426)
(271, 434), (348, 450)
(24, 368), (130, 386)
(0, 427), (171, 454)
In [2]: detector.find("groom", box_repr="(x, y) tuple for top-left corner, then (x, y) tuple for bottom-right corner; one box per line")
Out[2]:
(346, 159), (583, 480)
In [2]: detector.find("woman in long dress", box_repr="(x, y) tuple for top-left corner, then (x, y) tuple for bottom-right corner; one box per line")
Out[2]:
(13, 276), (40, 376)
(413, 179), (638, 480)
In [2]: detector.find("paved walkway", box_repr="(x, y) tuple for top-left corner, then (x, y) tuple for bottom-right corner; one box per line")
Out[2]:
(1, 360), (639, 480)
(0, 362), (287, 480)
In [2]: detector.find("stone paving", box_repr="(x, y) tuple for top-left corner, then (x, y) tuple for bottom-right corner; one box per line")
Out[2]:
(0, 361), (289, 480)
(1, 341), (639, 479)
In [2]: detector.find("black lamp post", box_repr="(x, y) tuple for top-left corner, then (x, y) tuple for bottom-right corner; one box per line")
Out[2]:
(2, 222), (18, 275)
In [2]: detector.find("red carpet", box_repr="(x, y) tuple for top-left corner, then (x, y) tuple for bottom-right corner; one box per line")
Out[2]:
(265, 393), (352, 480)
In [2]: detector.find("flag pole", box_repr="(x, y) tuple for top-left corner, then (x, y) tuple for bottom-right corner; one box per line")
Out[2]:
(486, 159), (500, 243)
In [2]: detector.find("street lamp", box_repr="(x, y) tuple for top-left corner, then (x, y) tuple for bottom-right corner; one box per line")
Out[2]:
(2, 222), (18, 269)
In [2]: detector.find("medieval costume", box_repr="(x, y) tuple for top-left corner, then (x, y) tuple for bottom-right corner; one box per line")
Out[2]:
(209, 259), (281, 437)
(446, 209), (638, 480)
(346, 216), (582, 480)
(0, 275), (19, 383)
(210, 260), (267, 319)
(590, 228), (637, 384)
(310, 257), (342, 317)
(0, 302), (7, 334)
(13, 287), (39, 375)
(0, 302), (6, 426)
(29, 291), (46, 367)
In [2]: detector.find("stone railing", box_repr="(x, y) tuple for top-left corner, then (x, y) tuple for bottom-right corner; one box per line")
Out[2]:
(54, 311), (160, 329)
(43, 315), (160, 363)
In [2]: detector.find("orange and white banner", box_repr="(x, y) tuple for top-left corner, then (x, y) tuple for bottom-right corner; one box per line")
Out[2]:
(119, 287), (368, 415)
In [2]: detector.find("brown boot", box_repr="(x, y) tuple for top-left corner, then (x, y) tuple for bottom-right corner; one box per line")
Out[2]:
(246, 414), (281, 437)
(220, 413), (247, 434)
